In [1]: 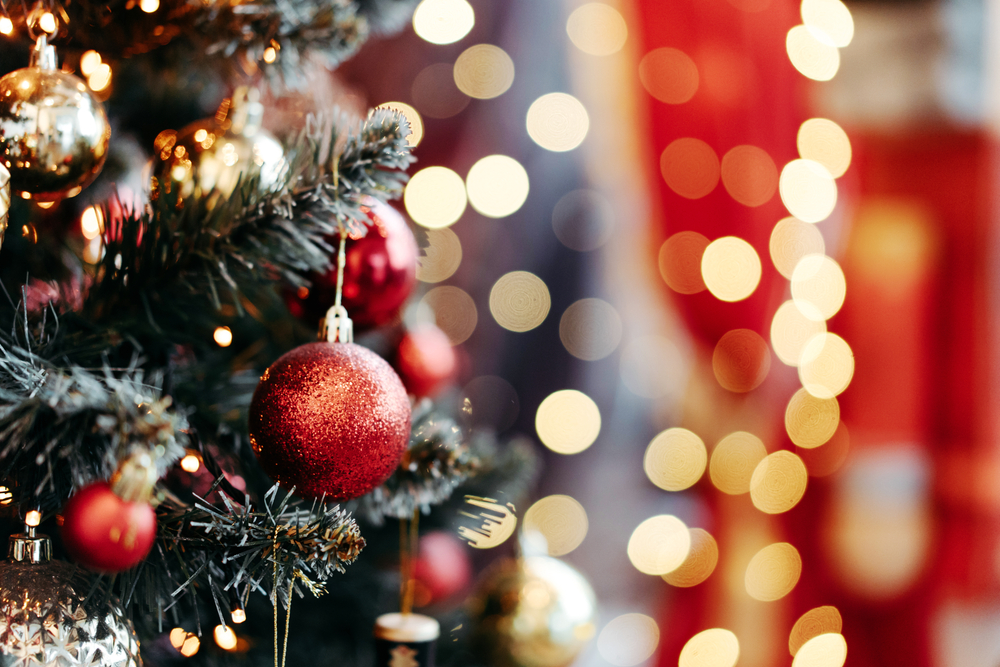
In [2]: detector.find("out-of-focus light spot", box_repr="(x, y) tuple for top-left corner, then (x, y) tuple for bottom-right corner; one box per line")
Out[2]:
(462, 375), (519, 431)
(700, 47), (751, 106)
(179, 634), (200, 657)
(792, 255), (846, 321)
(83, 236), (104, 264)
(780, 159), (837, 223)
(661, 138), (719, 199)
(213, 625), (237, 651)
(702, 237), (761, 303)
(639, 48), (699, 104)
(559, 298), (622, 360)
(80, 206), (103, 240)
(789, 607), (843, 657)
(523, 494), (588, 556)
(786, 25), (840, 81)
(628, 515), (691, 575)
(643, 428), (706, 492)
(420, 286), (477, 344)
(38, 12), (55, 33)
(771, 300), (827, 367)
(802, 0), (854, 47)
(36, 202), (55, 209)
(465, 155), (529, 218)
(453, 44), (514, 99)
(416, 227), (462, 283)
(712, 329), (771, 393)
(566, 3), (628, 56)
(597, 613), (660, 667)
(721, 145), (778, 207)
(552, 189), (615, 252)
(0, 486), (12, 505)
(620, 335), (685, 400)
(262, 47), (277, 63)
(25, 510), (40, 527)
(663, 528), (718, 587)
(710, 431), (767, 495)
(412, 0), (474, 45)
(770, 217), (825, 279)
(526, 92), (589, 152)
(405, 166), (467, 229)
(797, 118), (851, 178)
(679, 628), (740, 667)
(88, 63), (112, 92)
(458, 496), (517, 549)
(169, 628), (186, 649)
(797, 421), (850, 477)
(377, 102), (424, 147)
(80, 51), (102, 76)
(213, 326), (233, 347)
(799, 333), (854, 398)
(140, 0), (159, 13)
(411, 63), (470, 119)
(0, 17), (13, 35)
(793, 633), (847, 667)
(750, 451), (808, 514)
(231, 608), (246, 624)
(745, 542), (802, 601)
(180, 453), (200, 473)
(659, 231), (709, 294)
(785, 388), (839, 449)
(489, 271), (550, 332)
(535, 389), (600, 454)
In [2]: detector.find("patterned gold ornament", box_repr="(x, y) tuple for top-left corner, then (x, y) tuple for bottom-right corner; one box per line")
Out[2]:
(469, 556), (597, 667)
(0, 36), (111, 202)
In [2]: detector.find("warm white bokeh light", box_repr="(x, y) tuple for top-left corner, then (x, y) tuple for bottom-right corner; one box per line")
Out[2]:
(405, 166), (468, 229)
(643, 428), (707, 492)
(453, 44), (515, 99)
(466, 155), (529, 218)
(801, 0), (854, 47)
(780, 159), (837, 223)
(535, 389), (601, 454)
(791, 254), (847, 321)
(523, 494), (589, 556)
(597, 614), (661, 667)
(526, 93), (590, 152)
(566, 3), (628, 56)
(799, 333), (855, 398)
(412, 0), (474, 45)
(627, 515), (691, 575)
(701, 236), (762, 302)
(786, 25), (840, 81)
(489, 271), (550, 332)
(679, 628), (740, 667)
(797, 118), (852, 178)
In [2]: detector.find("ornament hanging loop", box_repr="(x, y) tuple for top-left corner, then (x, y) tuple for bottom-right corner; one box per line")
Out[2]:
(321, 305), (353, 343)
(30, 34), (56, 70)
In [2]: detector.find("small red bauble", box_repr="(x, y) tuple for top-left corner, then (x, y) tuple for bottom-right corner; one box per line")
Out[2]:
(249, 342), (412, 501)
(61, 481), (157, 572)
(396, 325), (457, 397)
(287, 200), (418, 329)
(413, 531), (471, 604)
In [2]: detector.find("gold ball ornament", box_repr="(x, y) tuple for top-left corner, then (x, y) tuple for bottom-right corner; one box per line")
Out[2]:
(469, 556), (597, 667)
(0, 37), (111, 202)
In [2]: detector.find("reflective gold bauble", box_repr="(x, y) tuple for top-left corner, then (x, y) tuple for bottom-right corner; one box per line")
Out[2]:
(149, 87), (285, 207)
(469, 556), (597, 667)
(0, 37), (110, 202)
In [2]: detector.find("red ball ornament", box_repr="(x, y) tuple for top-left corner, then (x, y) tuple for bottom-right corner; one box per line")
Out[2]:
(61, 481), (157, 572)
(287, 200), (418, 329)
(396, 325), (457, 397)
(413, 531), (472, 604)
(249, 342), (412, 500)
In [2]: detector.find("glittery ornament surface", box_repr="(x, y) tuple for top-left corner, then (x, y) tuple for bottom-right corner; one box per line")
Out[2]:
(0, 559), (141, 667)
(249, 342), (411, 500)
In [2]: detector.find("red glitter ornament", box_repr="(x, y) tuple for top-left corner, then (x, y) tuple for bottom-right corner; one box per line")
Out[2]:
(61, 481), (157, 572)
(287, 200), (418, 329)
(249, 341), (412, 500)
(396, 325), (457, 397)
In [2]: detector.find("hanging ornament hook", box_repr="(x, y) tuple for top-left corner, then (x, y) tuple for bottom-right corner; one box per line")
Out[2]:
(30, 33), (55, 69)
(319, 230), (352, 343)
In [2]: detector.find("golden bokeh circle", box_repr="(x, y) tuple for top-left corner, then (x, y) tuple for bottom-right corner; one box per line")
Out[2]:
(535, 389), (601, 454)
(627, 515), (691, 575)
(771, 300), (827, 367)
(779, 159), (837, 223)
(678, 628), (740, 667)
(489, 271), (551, 332)
(466, 154), (530, 218)
(416, 228), (462, 283)
(567, 3), (628, 56)
(785, 388), (839, 449)
(639, 48), (699, 104)
(597, 613), (661, 667)
(376, 101), (424, 147)
(786, 25), (840, 81)
(663, 529), (719, 588)
(721, 145), (778, 207)
(712, 329), (771, 393)
(745, 542), (802, 601)
(526, 93), (590, 152)
(792, 633), (847, 667)
(702, 237), (761, 302)
(405, 166), (468, 229)
(789, 607), (843, 657)
(799, 333), (854, 399)
(770, 217), (826, 279)
(792, 254), (846, 322)
(801, 0), (854, 48)
(643, 428), (707, 492)
(559, 298), (622, 361)
(797, 118), (851, 178)
(412, 0), (475, 45)
(420, 286), (478, 345)
(522, 494), (589, 557)
(659, 231), (710, 294)
(750, 450), (808, 514)
(710, 431), (768, 495)
(453, 44), (515, 100)
(661, 139), (720, 199)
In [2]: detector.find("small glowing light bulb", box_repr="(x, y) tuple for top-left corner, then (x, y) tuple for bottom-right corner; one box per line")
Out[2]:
(80, 50), (102, 76)
(0, 486), (11, 505)
(263, 47), (276, 63)
(179, 634), (200, 657)
(38, 12), (55, 33)
(25, 510), (41, 527)
(169, 628), (186, 649)
(213, 625), (237, 651)
(0, 17), (13, 35)
(140, 0), (159, 12)
(81, 206), (103, 239)
(231, 608), (246, 624)
(180, 454), (200, 473)
(213, 326), (233, 347)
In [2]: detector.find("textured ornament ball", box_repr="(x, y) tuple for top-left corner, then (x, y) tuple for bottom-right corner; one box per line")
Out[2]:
(61, 482), (157, 572)
(396, 325), (457, 397)
(0, 558), (141, 666)
(0, 66), (110, 202)
(287, 200), (418, 329)
(249, 342), (412, 500)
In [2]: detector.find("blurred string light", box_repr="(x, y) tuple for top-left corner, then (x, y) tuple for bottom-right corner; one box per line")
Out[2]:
(710, 431), (767, 495)
(88, 63), (112, 92)
(262, 46), (277, 63)
(661, 138), (719, 199)
(785, 388), (839, 448)
(792, 633), (847, 667)
(526, 93), (589, 152)
(535, 389), (601, 454)
(659, 231), (709, 293)
(419, 285), (477, 344)
(720, 145), (778, 207)
(745, 542), (802, 601)
(597, 613), (660, 667)
(779, 159), (837, 223)
(797, 118), (851, 178)
(701, 236), (761, 302)
(80, 206), (103, 239)
(750, 450), (808, 514)
(213, 625), (237, 651)
(678, 629), (740, 667)
(786, 25), (840, 81)
(139, 0), (159, 13)
(213, 326), (233, 347)
(639, 47), (698, 104)
(559, 298), (622, 360)
(663, 528), (718, 587)
(522, 494), (588, 556)
(771, 300), (827, 366)
(38, 11), (55, 32)
(627, 515), (691, 575)
(25, 510), (40, 527)
(169, 629), (200, 657)
(801, 0), (854, 47)
(412, 0), (474, 45)
(465, 155), (529, 218)
(643, 428), (706, 492)
(376, 102), (424, 147)
(404, 166), (467, 228)
(789, 606), (843, 657)
(0, 17), (12, 34)
(415, 228), (462, 283)
(770, 217), (826, 279)
(798, 332), (854, 398)
(180, 453), (200, 473)
(712, 328), (771, 392)
(566, 3), (628, 56)
(489, 270), (550, 332)
(791, 254), (846, 321)
(80, 51), (102, 77)
(453, 44), (514, 99)
(551, 189), (615, 252)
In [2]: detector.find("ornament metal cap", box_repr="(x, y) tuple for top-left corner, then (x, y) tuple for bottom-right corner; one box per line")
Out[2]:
(321, 305), (354, 344)
(8, 528), (52, 564)
(29, 34), (56, 70)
